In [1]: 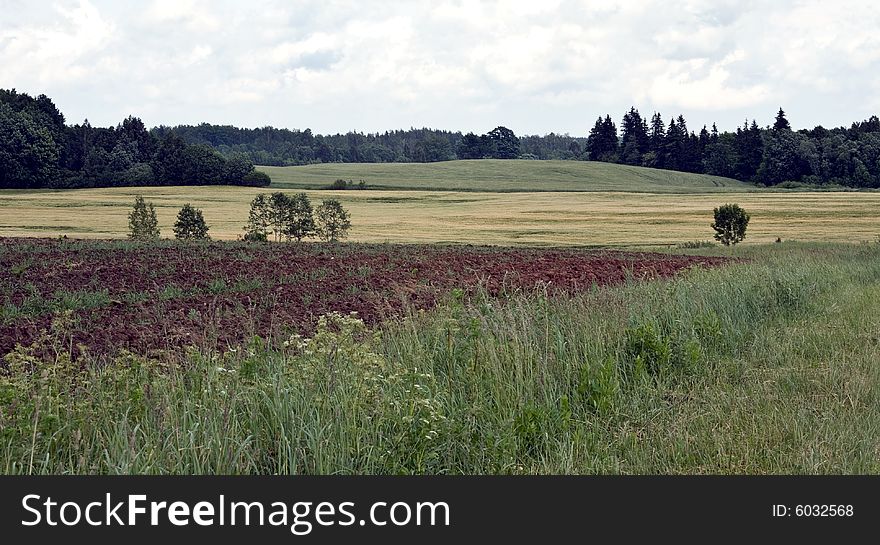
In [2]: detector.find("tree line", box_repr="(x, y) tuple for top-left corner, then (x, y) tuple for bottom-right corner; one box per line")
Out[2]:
(584, 107), (880, 188)
(4, 87), (880, 189)
(0, 89), (270, 189)
(163, 108), (880, 189)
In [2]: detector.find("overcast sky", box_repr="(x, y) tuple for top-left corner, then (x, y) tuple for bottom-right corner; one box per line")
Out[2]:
(2, 0), (879, 135)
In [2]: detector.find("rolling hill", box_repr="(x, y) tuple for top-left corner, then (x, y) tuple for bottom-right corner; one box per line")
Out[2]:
(260, 159), (754, 193)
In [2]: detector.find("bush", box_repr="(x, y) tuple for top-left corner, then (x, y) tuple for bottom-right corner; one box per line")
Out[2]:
(676, 240), (715, 249)
(711, 203), (750, 246)
(240, 171), (271, 187)
(128, 195), (160, 241)
(173, 203), (210, 240)
(622, 321), (672, 379)
(315, 198), (351, 242)
(327, 178), (350, 190)
(243, 231), (267, 243)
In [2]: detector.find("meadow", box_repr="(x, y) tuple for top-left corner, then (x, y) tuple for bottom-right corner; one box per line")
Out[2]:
(261, 159), (753, 192)
(0, 160), (878, 246)
(2, 241), (878, 474)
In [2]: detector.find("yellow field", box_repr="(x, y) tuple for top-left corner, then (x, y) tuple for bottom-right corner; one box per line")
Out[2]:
(1, 186), (877, 247)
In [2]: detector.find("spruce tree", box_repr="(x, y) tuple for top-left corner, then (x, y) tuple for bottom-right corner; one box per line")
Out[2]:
(773, 108), (791, 131)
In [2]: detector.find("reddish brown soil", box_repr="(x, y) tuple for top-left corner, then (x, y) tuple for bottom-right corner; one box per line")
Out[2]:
(0, 238), (728, 360)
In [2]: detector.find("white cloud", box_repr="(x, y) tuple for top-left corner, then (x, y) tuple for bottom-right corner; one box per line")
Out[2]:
(1, 0), (879, 133)
(645, 50), (771, 110)
(0, 0), (116, 83)
(143, 0), (220, 31)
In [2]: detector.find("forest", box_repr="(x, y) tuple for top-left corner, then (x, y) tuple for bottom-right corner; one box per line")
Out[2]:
(0, 89), (268, 189)
(3, 87), (880, 189)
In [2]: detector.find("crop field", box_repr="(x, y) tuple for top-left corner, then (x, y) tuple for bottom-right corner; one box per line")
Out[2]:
(2, 186), (879, 246)
(0, 238), (724, 359)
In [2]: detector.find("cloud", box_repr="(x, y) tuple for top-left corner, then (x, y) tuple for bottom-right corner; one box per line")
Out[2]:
(1, 0), (878, 133)
(143, 0), (220, 31)
(644, 50), (771, 110)
(0, 0), (116, 84)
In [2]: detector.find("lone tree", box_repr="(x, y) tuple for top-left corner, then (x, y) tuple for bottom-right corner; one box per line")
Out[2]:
(244, 193), (271, 242)
(268, 192), (291, 242)
(128, 195), (160, 241)
(712, 203), (750, 246)
(773, 107), (791, 131)
(315, 198), (351, 242)
(173, 203), (209, 240)
(284, 192), (315, 242)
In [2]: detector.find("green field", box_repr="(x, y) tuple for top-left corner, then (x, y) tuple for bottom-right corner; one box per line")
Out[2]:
(262, 159), (753, 192)
(1, 160), (878, 246)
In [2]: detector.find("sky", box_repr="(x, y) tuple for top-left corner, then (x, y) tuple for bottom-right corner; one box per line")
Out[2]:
(2, 0), (879, 136)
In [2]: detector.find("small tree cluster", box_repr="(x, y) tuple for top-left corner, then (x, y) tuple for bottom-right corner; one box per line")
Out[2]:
(128, 196), (211, 242)
(244, 192), (350, 242)
(712, 203), (750, 246)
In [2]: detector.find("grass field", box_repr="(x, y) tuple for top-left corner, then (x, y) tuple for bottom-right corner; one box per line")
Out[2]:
(262, 159), (753, 192)
(3, 242), (879, 474)
(1, 185), (878, 246)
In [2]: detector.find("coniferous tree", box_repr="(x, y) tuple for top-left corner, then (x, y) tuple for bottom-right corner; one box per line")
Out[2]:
(663, 118), (682, 170)
(587, 115), (619, 161)
(773, 108), (791, 131)
(620, 107), (649, 165)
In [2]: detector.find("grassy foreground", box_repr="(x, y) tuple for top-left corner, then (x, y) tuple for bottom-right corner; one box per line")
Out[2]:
(2, 242), (879, 474)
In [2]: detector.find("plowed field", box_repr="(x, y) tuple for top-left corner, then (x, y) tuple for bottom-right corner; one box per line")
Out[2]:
(1, 238), (727, 359)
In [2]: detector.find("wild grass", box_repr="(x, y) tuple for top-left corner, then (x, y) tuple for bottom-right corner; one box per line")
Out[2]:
(2, 242), (879, 474)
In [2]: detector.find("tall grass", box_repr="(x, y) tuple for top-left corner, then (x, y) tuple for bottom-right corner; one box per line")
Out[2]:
(2, 242), (879, 474)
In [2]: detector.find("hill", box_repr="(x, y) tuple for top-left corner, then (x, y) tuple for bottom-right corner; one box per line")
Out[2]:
(260, 159), (754, 193)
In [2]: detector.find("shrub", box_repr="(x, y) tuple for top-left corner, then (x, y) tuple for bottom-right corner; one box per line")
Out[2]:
(676, 240), (716, 249)
(327, 178), (350, 190)
(128, 195), (160, 241)
(173, 203), (210, 240)
(243, 231), (267, 243)
(622, 321), (672, 379)
(240, 171), (271, 187)
(711, 203), (750, 246)
(315, 198), (351, 242)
